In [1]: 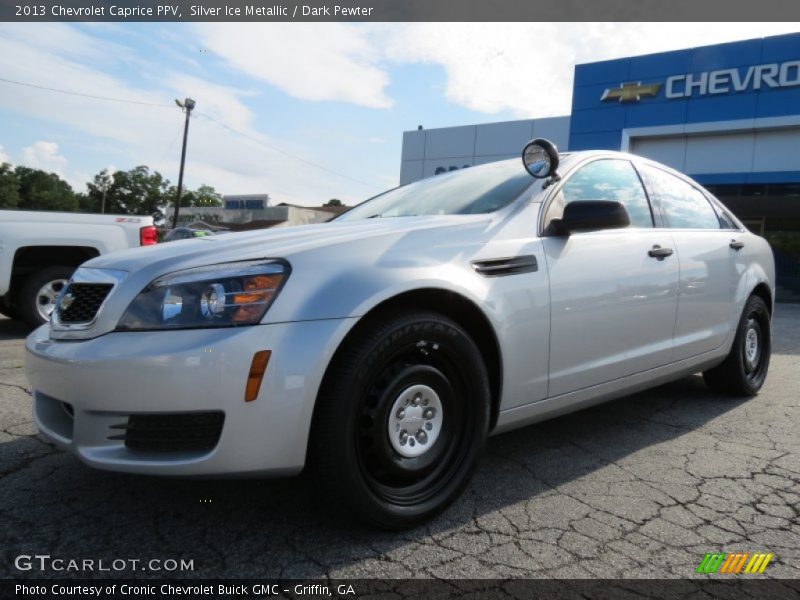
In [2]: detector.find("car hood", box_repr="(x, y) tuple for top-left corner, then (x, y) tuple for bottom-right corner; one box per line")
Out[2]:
(86, 214), (492, 277)
(54, 212), (525, 339)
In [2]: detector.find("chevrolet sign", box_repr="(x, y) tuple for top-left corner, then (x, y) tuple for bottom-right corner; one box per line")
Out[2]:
(601, 82), (662, 103)
(601, 59), (800, 103)
(666, 60), (800, 98)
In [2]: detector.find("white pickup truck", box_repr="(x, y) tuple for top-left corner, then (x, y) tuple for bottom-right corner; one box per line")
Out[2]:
(0, 210), (157, 327)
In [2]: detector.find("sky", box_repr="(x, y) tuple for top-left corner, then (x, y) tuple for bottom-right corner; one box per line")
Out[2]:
(1, 22), (799, 207)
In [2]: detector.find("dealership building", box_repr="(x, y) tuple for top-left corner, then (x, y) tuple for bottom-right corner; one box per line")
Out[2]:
(400, 33), (800, 296)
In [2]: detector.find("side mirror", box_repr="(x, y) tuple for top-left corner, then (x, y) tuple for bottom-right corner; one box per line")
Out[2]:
(550, 201), (630, 235)
(522, 138), (559, 179)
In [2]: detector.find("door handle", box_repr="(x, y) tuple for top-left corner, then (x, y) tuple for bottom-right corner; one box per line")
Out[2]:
(648, 245), (673, 260)
(730, 240), (745, 250)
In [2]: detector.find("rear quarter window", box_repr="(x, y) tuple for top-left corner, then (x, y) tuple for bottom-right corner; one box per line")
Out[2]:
(640, 165), (721, 230)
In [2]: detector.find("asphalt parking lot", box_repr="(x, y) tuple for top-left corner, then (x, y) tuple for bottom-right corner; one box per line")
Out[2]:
(1, 308), (798, 580)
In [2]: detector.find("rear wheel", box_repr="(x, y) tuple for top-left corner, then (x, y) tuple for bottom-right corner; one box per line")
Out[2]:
(703, 295), (771, 396)
(14, 266), (74, 328)
(309, 310), (490, 529)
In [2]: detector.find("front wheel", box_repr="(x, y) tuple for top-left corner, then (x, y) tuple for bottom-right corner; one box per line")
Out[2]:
(309, 310), (491, 529)
(15, 266), (74, 328)
(703, 294), (771, 396)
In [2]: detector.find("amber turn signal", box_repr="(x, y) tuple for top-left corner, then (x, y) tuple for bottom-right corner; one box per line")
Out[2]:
(245, 350), (271, 402)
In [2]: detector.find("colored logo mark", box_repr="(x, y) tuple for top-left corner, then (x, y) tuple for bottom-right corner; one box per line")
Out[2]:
(601, 81), (662, 103)
(697, 552), (774, 574)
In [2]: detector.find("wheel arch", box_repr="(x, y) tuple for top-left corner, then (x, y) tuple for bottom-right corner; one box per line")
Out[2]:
(751, 282), (773, 316)
(11, 245), (99, 289)
(5, 245), (99, 313)
(314, 287), (504, 434)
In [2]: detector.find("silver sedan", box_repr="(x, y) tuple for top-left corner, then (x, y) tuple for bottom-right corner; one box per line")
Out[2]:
(25, 140), (774, 528)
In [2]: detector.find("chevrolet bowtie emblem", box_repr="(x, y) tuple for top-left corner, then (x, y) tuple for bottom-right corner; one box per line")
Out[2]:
(601, 81), (662, 103)
(59, 293), (75, 311)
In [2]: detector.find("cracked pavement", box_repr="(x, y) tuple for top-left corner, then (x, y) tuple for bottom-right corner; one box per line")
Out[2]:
(1, 307), (798, 580)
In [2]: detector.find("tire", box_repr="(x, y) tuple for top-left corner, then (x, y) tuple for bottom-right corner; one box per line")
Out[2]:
(703, 295), (771, 396)
(309, 309), (491, 529)
(0, 297), (20, 321)
(14, 266), (74, 328)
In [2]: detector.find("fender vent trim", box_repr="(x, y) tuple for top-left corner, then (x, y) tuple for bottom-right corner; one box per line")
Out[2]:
(472, 255), (538, 277)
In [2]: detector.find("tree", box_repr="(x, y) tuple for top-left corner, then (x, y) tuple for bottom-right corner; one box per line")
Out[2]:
(83, 169), (114, 213)
(15, 166), (77, 212)
(76, 192), (92, 212)
(166, 185), (195, 208)
(86, 166), (170, 221)
(166, 183), (222, 208)
(324, 198), (343, 207)
(193, 184), (222, 207)
(0, 163), (21, 209)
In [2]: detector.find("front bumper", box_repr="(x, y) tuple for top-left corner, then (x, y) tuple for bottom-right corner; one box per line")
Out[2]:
(25, 319), (354, 476)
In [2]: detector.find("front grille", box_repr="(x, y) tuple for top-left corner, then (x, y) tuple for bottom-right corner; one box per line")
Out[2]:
(109, 412), (225, 453)
(57, 283), (113, 323)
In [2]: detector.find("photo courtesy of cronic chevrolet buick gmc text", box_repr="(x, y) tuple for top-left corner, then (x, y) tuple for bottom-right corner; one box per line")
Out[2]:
(25, 140), (774, 528)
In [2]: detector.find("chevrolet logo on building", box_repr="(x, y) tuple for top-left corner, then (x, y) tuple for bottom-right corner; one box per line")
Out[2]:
(601, 81), (662, 103)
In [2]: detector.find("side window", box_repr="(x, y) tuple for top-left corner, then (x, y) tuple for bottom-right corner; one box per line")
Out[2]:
(546, 159), (654, 229)
(711, 201), (739, 230)
(641, 166), (722, 230)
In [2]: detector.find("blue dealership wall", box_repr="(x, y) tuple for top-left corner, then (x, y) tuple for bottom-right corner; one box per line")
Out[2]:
(569, 33), (800, 184)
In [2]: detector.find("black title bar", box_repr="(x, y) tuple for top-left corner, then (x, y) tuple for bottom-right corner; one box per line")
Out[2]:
(5, 579), (800, 600)
(4, 0), (800, 22)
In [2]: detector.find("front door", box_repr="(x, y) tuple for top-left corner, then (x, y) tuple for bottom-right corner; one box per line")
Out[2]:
(541, 159), (680, 397)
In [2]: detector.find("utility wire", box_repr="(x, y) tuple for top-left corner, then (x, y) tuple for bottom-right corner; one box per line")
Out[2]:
(0, 76), (174, 108)
(154, 125), (184, 172)
(196, 112), (378, 189)
(0, 75), (381, 190)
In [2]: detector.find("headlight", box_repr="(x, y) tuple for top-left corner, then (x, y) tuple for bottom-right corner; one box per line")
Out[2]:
(117, 260), (289, 331)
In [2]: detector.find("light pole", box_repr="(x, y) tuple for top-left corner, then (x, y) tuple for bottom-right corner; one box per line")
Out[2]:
(99, 168), (114, 214)
(172, 97), (196, 228)
(100, 181), (107, 214)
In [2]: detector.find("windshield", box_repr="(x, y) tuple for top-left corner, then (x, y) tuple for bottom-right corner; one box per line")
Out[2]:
(338, 160), (536, 221)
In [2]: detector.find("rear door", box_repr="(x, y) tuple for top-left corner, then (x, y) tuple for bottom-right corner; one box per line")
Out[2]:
(542, 158), (680, 397)
(637, 164), (739, 360)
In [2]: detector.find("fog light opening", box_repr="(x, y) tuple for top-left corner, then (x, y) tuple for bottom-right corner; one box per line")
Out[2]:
(245, 350), (271, 402)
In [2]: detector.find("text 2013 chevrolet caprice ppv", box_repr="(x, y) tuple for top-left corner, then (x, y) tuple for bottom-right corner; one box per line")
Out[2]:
(26, 140), (774, 528)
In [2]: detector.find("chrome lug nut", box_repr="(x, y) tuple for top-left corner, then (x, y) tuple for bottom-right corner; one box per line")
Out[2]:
(416, 430), (428, 444)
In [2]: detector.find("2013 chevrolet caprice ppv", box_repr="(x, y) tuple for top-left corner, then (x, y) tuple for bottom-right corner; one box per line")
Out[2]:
(25, 140), (774, 528)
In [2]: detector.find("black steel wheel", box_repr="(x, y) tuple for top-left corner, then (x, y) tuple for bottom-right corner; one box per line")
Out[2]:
(703, 294), (771, 396)
(310, 309), (490, 529)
